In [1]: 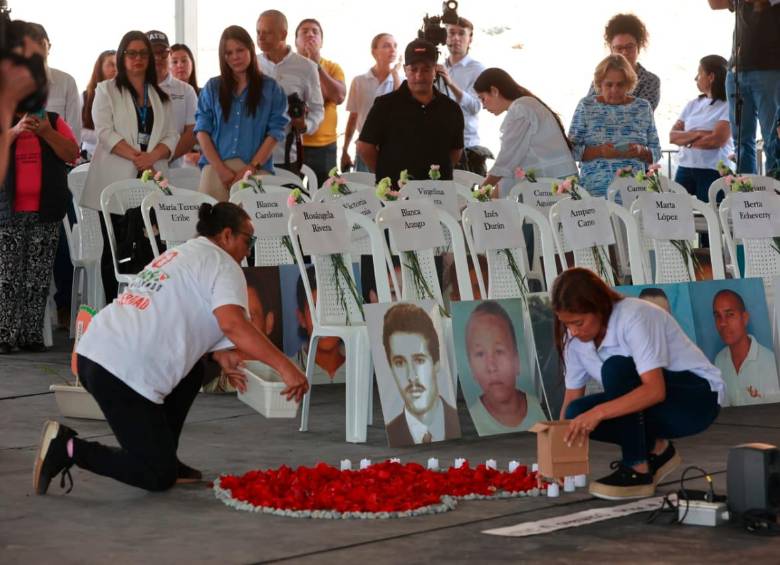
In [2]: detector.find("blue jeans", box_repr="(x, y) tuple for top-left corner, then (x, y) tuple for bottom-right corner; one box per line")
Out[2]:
(565, 356), (719, 466)
(726, 70), (780, 173)
(302, 142), (337, 189)
(355, 154), (370, 173)
(674, 166), (721, 203)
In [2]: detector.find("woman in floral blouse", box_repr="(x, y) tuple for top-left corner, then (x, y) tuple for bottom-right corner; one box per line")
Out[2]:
(569, 54), (661, 198)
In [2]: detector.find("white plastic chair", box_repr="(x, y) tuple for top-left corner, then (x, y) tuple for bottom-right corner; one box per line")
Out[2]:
(707, 175), (780, 218)
(342, 171), (375, 186)
(300, 163), (318, 192)
(269, 167), (305, 190)
(630, 196), (725, 283)
(62, 206), (105, 336)
(718, 192), (780, 304)
(140, 189), (218, 257)
(314, 183), (380, 258)
(290, 210), (392, 443)
(166, 167), (201, 191)
(70, 162), (90, 175)
(462, 201), (559, 298)
(67, 167), (89, 204)
(453, 169), (485, 189)
(550, 199), (647, 285)
(99, 179), (159, 292)
(229, 184), (309, 266)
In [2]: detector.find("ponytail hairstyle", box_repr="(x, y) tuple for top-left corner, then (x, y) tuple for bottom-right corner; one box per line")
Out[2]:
(217, 25), (264, 122)
(196, 202), (250, 237)
(550, 268), (623, 368)
(699, 54), (728, 104)
(474, 67), (573, 150)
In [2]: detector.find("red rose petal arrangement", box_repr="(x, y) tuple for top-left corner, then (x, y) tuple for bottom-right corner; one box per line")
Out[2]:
(214, 461), (544, 519)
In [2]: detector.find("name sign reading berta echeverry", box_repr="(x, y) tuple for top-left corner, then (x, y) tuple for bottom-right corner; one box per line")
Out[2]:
(291, 201), (350, 255)
(558, 198), (615, 251)
(469, 200), (525, 253)
(638, 193), (695, 241)
(154, 196), (202, 242)
(382, 199), (445, 252)
(400, 180), (459, 219)
(730, 192), (780, 239)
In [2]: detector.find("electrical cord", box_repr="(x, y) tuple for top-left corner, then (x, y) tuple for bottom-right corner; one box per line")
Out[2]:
(646, 465), (717, 525)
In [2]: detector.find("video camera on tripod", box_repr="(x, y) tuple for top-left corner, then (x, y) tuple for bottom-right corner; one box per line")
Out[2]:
(0, 0), (49, 113)
(417, 1), (459, 46)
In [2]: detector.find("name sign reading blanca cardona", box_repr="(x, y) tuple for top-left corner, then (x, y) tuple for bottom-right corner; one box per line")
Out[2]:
(638, 193), (695, 241)
(292, 202), (350, 255)
(470, 200), (524, 253)
(559, 198), (615, 250)
(730, 192), (780, 240)
(382, 199), (445, 253)
(155, 197), (202, 242)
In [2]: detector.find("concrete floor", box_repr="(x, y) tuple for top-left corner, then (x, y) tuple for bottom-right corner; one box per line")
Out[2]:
(2, 331), (780, 564)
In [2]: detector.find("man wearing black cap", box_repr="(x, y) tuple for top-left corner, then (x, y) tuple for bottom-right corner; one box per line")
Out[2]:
(357, 39), (464, 186)
(147, 31), (197, 168)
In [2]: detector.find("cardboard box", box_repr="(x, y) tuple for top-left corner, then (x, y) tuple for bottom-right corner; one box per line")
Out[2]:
(529, 420), (589, 478)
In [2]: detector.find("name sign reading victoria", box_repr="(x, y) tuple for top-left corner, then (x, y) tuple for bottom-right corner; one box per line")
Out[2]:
(559, 198), (615, 251)
(730, 192), (780, 239)
(382, 199), (445, 252)
(401, 180), (459, 218)
(291, 202), (350, 255)
(470, 200), (525, 253)
(638, 193), (695, 240)
(155, 196), (202, 242)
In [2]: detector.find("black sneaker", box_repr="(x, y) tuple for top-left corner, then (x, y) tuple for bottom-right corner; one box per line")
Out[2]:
(176, 460), (203, 484)
(648, 441), (682, 484)
(589, 461), (655, 500)
(33, 421), (77, 495)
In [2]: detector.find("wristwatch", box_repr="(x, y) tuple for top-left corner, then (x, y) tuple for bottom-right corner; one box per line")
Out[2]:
(251, 161), (262, 172)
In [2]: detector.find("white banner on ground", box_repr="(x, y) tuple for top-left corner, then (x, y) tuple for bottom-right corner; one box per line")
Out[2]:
(243, 192), (290, 237)
(730, 192), (780, 239)
(154, 195), (201, 242)
(639, 193), (695, 240)
(401, 180), (459, 219)
(559, 198), (615, 251)
(483, 496), (666, 537)
(468, 200), (525, 253)
(382, 199), (444, 252)
(291, 202), (350, 255)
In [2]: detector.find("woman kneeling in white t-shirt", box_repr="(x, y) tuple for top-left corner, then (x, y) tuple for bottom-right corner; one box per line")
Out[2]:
(553, 268), (724, 500)
(32, 202), (309, 495)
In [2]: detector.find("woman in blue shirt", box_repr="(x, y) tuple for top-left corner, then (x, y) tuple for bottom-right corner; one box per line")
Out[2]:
(568, 54), (661, 198)
(195, 25), (288, 201)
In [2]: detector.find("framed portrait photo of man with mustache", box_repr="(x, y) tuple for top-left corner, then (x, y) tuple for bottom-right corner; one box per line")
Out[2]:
(365, 300), (461, 447)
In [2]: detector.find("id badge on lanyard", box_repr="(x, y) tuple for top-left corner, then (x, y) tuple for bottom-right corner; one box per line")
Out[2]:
(137, 84), (150, 146)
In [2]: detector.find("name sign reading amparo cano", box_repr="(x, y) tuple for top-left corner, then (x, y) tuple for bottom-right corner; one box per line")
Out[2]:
(638, 193), (695, 240)
(291, 202), (350, 255)
(558, 198), (615, 251)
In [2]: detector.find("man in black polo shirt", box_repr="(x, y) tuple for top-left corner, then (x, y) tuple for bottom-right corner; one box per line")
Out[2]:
(357, 39), (464, 186)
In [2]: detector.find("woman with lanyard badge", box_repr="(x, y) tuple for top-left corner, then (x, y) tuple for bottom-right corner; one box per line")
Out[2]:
(81, 30), (179, 300)
(33, 202), (309, 495)
(553, 268), (725, 500)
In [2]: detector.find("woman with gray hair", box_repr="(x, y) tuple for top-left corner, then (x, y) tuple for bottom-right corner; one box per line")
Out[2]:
(568, 54), (661, 197)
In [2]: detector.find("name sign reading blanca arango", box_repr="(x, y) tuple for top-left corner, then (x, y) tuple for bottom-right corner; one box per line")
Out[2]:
(400, 180), (459, 219)
(558, 198), (615, 250)
(638, 192), (695, 241)
(469, 200), (525, 253)
(242, 192), (290, 237)
(382, 198), (445, 252)
(291, 201), (350, 255)
(730, 191), (780, 239)
(511, 179), (559, 215)
(154, 196), (202, 242)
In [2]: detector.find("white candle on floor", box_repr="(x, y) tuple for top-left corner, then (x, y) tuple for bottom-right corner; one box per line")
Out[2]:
(547, 482), (560, 497)
(427, 457), (439, 470)
(359, 458), (371, 469)
(485, 459), (497, 470)
(508, 461), (520, 473)
(454, 458), (466, 469)
(340, 459), (352, 471)
(574, 474), (587, 488)
(564, 476), (576, 492)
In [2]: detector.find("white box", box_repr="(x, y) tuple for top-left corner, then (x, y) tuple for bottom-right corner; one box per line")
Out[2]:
(49, 384), (105, 420)
(238, 361), (299, 418)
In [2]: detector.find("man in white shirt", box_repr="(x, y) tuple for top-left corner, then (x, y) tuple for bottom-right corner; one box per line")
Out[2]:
(256, 10), (324, 174)
(381, 303), (460, 446)
(435, 17), (488, 175)
(712, 289), (780, 406)
(147, 31), (197, 169)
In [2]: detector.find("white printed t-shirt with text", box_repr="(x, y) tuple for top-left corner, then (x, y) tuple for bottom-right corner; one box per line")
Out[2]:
(77, 237), (248, 404)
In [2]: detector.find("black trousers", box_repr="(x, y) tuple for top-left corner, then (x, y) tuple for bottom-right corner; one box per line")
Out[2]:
(73, 355), (203, 491)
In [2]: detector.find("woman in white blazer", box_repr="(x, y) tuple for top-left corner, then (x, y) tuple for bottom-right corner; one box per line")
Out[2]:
(81, 31), (179, 300)
(475, 68), (577, 196)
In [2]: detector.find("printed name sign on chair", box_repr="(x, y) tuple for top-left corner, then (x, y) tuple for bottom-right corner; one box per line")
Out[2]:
(140, 189), (218, 257)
